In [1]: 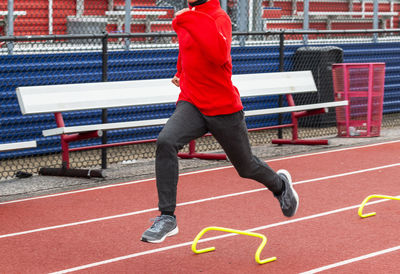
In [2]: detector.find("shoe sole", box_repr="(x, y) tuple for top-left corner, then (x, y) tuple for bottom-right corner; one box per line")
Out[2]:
(277, 169), (299, 217)
(141, 226), (179, 244)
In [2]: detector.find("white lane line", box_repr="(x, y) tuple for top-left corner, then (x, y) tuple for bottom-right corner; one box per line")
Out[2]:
(294, 162), (400, 185)
(0, 167), (229, 205)
(268, 139), (400, 162)
(0, 188), (266, 239)
(2, 139), (399, 205)
(1, 163), (399, 240)
(300, 245), (400, 274)
(49, 197), (398, 274)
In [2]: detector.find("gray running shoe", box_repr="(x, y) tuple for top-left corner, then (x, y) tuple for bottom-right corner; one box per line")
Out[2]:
(141, 215), (178, 243)
(275, 169), (299, 217)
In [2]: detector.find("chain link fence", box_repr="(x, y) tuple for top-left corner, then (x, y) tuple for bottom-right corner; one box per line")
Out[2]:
(1, 0), (400, 180)
(1, 29), (400, 180)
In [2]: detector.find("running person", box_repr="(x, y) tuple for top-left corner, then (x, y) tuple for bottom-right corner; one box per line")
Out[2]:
(141, 0), (299, 243)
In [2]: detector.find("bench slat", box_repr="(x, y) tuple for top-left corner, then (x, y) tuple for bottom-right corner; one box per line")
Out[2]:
(244, 100), (348, 116)
(42, 118), (169, 137)
(17, 79), (180, 115)
(235, 71), (317, 97)
(17, 71), (317, 115)
(0, 141), (37, 152)
(42, 101), (347, 136)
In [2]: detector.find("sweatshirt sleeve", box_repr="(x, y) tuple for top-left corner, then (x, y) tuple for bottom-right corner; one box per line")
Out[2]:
(173, 10), (230, 66)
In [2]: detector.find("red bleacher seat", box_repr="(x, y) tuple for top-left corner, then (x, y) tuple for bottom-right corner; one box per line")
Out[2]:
(306, 1), (349, 12)
(332, 21), (373, 30)
(263, 7), (282, 19)
(151, 21), (173, 32)
(263, 0), (400, 31)
(82, 0), (108, 16)
(262, 1), (292, 16)
(113, 0), (157, 8)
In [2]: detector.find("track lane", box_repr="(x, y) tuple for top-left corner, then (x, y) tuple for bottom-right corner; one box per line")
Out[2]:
(0, 165), (399, 273)
(51, 199), (400, 273)
(1, 141), (400, 236)
(306, 248), (400, 273)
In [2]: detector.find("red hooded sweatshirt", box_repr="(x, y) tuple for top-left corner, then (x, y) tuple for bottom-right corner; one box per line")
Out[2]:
(172, 0), (243, 116)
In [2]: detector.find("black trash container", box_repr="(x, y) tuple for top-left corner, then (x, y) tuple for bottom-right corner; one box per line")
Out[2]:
(293, 46), (343, 127)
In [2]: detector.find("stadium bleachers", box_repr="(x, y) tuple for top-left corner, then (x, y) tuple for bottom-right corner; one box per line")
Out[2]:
(0, 0), (174, 36)
(262, 0), (400, 31)
(1, 0), (399, 36)
(106, 6), (174, 35)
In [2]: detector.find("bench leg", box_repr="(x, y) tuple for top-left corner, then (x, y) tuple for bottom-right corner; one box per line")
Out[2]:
(39, 131), (104, 178)
(41, 112), (105, 178)
(178, 140), (227, 160)
(272, 139), (329, 145)
(61, 135), (70, 169)
(39, 167), (104, 178)
(60, 131), (102, 169)
(271, 108), (329, 145)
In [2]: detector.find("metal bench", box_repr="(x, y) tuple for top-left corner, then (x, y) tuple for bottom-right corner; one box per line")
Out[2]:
(16, 71), (348, 177)
(0, 140), (37, 152)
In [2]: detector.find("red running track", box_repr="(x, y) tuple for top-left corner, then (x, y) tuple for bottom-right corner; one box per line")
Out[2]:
(0, 140), (399, 273)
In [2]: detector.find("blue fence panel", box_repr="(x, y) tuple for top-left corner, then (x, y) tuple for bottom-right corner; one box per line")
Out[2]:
(1, 41), (400, 159)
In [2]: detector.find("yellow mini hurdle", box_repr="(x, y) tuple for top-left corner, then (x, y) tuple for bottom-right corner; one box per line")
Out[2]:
(192, 226), (277, 265)
(358, 194), (400, 218)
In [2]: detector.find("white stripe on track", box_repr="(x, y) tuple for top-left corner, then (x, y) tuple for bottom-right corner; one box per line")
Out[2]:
(1, 163), (399, 240)
(300, 245), (400, 273)
(294, 162), (400, 185)
(1, 139), (399, 205)
(0, 188), (266, 239)
(49, 197), (400, 274)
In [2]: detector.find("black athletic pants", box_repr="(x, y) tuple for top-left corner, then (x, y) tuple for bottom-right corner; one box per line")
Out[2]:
(156, 101), (284, 213)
